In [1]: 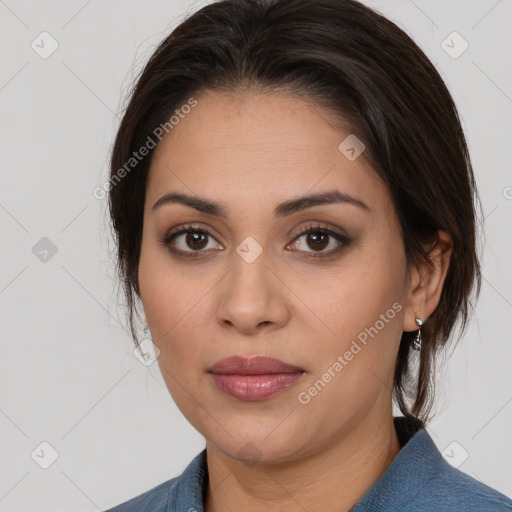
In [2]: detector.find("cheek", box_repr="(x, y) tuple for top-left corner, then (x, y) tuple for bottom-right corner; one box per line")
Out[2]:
(294, 246), (406, 410)
(296, 250), (405, 351)
(139, 231), (202, 330)
(138, 240), (216, 371)
(294, 273), (404, 425)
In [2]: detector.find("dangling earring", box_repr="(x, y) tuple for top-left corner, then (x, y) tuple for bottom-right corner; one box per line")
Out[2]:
(413, 317), (423, 351)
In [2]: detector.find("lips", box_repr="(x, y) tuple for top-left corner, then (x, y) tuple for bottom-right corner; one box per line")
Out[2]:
(208, 356), (305, 401)
(209, 355), (304, 375)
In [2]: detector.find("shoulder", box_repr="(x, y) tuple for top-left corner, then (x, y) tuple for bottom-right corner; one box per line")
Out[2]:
(399, 418), (512, 511)
(398, 428), (512, 511)
(353, 420), (512, 512)
(102, 448), (207, 512)
(410, 458), (512, 511)
(103, 475), (179, 512)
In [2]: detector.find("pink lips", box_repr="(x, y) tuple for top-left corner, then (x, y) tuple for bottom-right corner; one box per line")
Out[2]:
(208, 356), (305, 401)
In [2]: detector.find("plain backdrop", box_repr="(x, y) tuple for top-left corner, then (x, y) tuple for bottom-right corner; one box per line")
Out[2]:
(0, 0), (511, 510)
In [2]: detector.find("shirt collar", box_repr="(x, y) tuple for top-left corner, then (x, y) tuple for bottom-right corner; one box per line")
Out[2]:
(167, 447), (208, 512)
(351, 416), (443, 511)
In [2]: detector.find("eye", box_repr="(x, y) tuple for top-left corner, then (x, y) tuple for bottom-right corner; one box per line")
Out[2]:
(160, 224), (223, 258)
(288, 223), (351, 258)
(160, 222), (351, 260)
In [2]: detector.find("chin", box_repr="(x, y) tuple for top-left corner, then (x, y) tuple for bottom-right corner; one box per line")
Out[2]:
(202, 421), (311, 467)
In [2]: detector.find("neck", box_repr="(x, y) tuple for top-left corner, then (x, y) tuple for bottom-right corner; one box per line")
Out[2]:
(204, 411), (401, 512)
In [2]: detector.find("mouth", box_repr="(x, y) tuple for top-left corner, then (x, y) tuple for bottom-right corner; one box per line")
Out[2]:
(208, 356), (305, 401)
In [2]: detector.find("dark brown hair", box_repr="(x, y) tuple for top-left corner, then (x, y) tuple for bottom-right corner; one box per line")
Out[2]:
(108, 0), (482, 423)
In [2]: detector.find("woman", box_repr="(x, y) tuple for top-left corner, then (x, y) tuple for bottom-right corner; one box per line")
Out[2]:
(104, 0), (512, 510)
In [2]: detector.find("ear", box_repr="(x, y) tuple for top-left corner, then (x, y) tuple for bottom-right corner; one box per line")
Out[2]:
(403, 230), (453, 332)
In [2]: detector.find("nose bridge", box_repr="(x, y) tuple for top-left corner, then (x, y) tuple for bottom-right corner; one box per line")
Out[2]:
(215, 238), (289, 332)
(227, 240), (273, 306)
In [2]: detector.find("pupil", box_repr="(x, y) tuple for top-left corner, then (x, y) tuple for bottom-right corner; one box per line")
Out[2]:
(308, 232), (328, 251)
(187, 232), (207, 250)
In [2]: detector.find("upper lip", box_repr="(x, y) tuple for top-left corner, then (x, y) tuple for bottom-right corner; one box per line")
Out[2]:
(209, 356), (304, 375)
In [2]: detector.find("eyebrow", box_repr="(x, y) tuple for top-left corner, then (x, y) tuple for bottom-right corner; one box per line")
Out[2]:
(152, 190), (370, 218)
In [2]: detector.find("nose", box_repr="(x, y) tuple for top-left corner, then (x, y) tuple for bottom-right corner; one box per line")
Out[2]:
(215, 248), (291, 335)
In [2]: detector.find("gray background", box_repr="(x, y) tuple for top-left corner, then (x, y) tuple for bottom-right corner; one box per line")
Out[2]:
(0, 0), (511, 510)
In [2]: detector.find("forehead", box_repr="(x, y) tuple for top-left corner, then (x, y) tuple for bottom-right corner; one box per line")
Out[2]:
(146, 90), (390, 213)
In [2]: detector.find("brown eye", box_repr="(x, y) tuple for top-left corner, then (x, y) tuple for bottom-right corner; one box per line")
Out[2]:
(185, 231), (209, 250)
(304, 231), (329, 251)
(160, 225), (223, 258)
(160, 223), (350, 261)
(290, 224), (351, 258)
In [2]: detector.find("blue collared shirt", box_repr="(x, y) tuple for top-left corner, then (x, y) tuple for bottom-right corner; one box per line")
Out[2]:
(104, 417), (512, 511)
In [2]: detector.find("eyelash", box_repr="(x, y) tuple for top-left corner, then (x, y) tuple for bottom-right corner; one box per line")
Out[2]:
(159, 223), (351, 260)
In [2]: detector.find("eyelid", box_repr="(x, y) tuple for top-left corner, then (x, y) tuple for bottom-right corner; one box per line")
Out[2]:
(159, 223), (224, 253)
(292, 221), (348, 239)
(163, 222), (224, 242)
(287, 223), (351, 257)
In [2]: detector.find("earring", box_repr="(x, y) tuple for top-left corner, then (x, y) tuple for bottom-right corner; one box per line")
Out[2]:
(412, 317), (423, 351)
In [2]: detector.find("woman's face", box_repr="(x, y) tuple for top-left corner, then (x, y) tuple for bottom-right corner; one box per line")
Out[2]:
(138, 90), (418, 464)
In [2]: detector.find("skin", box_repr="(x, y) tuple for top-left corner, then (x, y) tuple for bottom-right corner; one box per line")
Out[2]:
(138, 89), (453, 512)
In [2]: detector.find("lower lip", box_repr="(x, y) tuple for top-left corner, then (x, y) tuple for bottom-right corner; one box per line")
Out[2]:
(210, 372), (305, 401)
